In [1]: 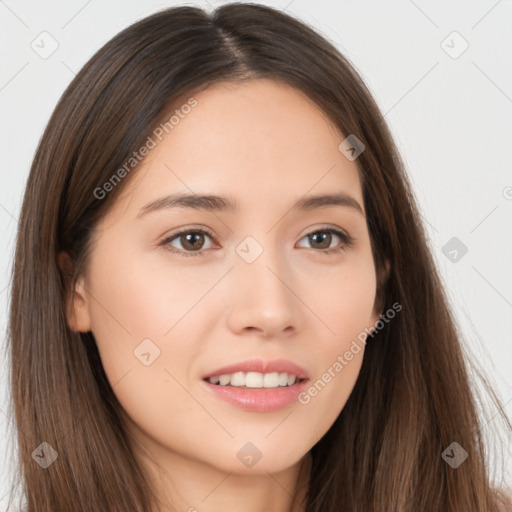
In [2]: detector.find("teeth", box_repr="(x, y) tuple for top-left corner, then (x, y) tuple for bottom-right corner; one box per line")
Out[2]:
(230, 372), (245, 386)
(207, 371), (299, 388)
(245, 372), (263, 388)
(263, 372), (280, 387)
(218, 374), (230, 386)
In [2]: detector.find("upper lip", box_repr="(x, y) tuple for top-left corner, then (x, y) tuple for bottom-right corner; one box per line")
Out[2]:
(203, 358), (309, 380)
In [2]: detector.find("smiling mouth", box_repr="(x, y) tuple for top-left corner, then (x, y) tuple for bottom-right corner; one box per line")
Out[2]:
(203, 371), (307, 389)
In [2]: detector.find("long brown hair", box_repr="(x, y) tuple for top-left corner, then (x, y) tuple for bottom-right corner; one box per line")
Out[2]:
(6, 3), (511, 511)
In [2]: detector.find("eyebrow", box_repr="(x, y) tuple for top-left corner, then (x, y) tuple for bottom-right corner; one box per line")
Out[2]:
(136, 191), (365, 219)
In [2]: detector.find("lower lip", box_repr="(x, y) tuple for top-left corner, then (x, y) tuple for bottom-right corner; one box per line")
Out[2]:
(202, 379), (308, 412)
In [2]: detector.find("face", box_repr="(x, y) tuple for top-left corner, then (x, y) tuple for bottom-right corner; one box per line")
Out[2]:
(66, 79), (383, 475)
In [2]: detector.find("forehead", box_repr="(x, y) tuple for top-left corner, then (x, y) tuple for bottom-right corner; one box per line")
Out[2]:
(107, 78), (364, 220)
(161, 78), (347, 165)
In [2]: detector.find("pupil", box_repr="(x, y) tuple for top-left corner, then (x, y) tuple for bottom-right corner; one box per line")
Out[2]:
(184, 233), (203, 250)
(311, 232), (330, 249)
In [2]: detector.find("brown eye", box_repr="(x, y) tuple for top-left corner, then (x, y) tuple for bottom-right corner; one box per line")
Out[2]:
(179, 232), (206, 251)
(297, 228), (353, 254)
(160, 229), (215, 257)
(307, 231), (334, 250)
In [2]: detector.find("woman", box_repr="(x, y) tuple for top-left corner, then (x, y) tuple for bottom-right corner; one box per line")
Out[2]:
(6, 3), (511, 511)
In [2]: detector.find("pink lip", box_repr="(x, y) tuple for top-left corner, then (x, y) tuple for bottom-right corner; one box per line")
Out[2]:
(202, 358), (309, 380)
(202, 379), (308, 412)
(201, 358), (310, 413)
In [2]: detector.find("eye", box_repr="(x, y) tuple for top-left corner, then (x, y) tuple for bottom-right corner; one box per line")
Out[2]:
(159, 228), (215, 257)
(159, 226), (354, 258)
(296, 227), (353, 255)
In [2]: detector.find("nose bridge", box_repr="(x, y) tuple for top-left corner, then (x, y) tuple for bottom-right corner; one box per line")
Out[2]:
(236, 233), (291, 301)
(226, 232), (300, 335)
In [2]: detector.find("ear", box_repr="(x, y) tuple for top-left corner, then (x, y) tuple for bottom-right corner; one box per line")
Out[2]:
(369, 258), (391, 328)
(58, 252), (92, 333)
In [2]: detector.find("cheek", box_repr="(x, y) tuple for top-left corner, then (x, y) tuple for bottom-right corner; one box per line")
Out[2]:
(294, 256), (376, 442)
(296, 324), (367, 449)
(307, 250), (378, 341)
(84, 254), (214, 461)
(84, 249), (225, 431)
(86, 247), (213, 356)
(296, 352), (364, 449)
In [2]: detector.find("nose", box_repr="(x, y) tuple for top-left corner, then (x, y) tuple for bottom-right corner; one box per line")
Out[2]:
(225, 241), (303, 339)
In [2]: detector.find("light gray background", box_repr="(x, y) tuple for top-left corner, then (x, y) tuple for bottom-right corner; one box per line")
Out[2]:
(1, 0), (511, 505)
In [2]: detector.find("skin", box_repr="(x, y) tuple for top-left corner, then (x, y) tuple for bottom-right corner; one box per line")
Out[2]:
(64, 79), (387, 512)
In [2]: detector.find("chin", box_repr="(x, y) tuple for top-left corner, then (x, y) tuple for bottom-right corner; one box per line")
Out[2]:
(204, 438), (309, 475)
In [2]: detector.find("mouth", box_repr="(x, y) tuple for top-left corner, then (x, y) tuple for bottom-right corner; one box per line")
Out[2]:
(204, 371), (308, 389)
(201, 359), (310, 412)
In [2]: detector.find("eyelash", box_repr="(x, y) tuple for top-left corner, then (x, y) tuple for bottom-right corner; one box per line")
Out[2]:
(159, 226), (354, 258)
